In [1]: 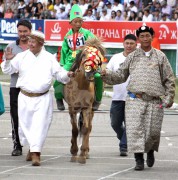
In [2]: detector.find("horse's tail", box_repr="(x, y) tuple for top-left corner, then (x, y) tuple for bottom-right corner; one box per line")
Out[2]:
(78, 112), (83, 137)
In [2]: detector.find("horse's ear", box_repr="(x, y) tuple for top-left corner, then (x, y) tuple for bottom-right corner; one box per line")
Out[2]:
(70, 51), (83, 72)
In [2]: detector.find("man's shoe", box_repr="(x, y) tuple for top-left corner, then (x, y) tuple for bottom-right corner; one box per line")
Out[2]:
(26, 150), (32, 161)
(134, 153), (144, 171)
(135, 159), (144, 170)
(92, 101), (101, 111)
(31, 152), (41, 166)
(56, 99), (65, 110)
(120, 151), (128, 156)
(11, 149), (22, 156)
(147, 150), (155, 167)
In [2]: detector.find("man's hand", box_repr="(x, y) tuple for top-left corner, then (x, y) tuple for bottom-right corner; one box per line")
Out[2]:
(165, 102), (174, 108)
(160, 101), (174, 109)
(100, 69), (107, 77)
(4, 47), (15, 60)
(67, 71), (75, 78)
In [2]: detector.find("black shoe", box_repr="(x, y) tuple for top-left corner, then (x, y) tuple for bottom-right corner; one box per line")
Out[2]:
(92, 101), (101, 111)
(135, 159), (144, 171)
(56, 99), (65, 110)
(11, 149), (22, 156)
(134, 153), (144, 171)
(147, 150), (155, 167)
(120, 151), (128, 156)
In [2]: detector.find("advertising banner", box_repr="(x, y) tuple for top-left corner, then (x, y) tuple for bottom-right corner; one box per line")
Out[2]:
(0, 19), (177, 45)
(45, 20), (69, 41)
(0, 19), (44, 41)
(44, 20), (177, 45)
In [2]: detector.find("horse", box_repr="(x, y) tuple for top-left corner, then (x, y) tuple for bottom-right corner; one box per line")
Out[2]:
(64, 38), (106, 164)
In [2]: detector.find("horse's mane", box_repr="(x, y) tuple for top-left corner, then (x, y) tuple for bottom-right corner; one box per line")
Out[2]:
(81, 37), (106, 57)
(70, 37), (106, 72)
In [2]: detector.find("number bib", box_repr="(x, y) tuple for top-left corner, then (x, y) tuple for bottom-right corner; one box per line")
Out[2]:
(67, 35), (85, 49)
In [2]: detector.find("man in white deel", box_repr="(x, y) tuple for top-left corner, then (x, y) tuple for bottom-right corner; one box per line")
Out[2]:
(106, 34), (137, 156)
(1, 30), (72, 166)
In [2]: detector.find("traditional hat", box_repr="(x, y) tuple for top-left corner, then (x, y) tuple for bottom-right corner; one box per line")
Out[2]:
(29, 30), (45, 44)
(70, 4), (83, 22)
(136, 23), (154, 37)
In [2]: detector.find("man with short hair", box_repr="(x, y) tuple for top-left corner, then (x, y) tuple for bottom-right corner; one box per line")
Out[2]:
(1, 30), (72, 166)
(101, 25), (175, 171)
(3, 20), (32, 156)
(106, 34), (137, 156)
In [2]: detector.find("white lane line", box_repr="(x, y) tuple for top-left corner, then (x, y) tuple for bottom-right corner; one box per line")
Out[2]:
(0, 164), (31, 174)
(165, 137), (170, 140)
(0, 155), (62, 174)
(168, 143), (173, 146)
(156, 159), (178, 163)
(1, 172), (99, 179)
(97, 166), (134, 180)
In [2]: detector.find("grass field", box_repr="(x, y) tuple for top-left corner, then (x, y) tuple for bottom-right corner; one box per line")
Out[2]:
(1, 68), (178, 103)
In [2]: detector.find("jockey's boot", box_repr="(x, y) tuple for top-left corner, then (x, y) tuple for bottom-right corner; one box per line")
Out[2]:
(92, 101), (101, 111)
(56, 99), (65, 110)
(134, 153), (144, 171)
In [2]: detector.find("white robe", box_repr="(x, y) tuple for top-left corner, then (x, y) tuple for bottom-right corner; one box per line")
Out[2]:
(1, 49), (70, 152)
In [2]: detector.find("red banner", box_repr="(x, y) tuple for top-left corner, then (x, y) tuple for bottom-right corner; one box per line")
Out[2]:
(44, 20), (177, 45)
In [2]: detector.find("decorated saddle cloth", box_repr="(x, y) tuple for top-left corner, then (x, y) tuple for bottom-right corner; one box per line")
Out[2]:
(0, 84), (5, 115)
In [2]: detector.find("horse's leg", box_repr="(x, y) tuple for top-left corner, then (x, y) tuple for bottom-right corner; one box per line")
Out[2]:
(69, 112), (78, 162)
(85, 111), (94, 159)
(78, 109), (93, 164)
(78, 112), (83, 137)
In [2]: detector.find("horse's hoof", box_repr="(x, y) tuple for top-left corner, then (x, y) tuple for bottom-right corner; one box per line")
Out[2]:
(70, 156), (78, 162)
(78, 156), (86, 164)
(86, 153), (90, 159)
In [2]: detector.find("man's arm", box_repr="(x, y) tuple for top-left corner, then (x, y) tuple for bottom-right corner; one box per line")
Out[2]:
(161, 55), (176, 107)
(52, 56), (71, 84)
(101, 56), (130, 85)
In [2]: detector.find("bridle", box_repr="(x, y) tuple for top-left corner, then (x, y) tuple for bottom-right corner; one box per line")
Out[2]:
(82, 46), (104, 75)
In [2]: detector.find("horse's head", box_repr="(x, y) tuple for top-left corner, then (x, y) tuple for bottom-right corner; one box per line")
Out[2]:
(81, 46), (104, 81)
(70, 37), (106, 82)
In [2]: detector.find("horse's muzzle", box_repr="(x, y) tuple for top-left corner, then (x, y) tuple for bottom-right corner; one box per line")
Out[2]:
(85, 71), (95, 82)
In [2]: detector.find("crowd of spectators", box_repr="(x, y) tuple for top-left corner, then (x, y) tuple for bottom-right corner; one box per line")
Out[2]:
(0, 0), (178, 21)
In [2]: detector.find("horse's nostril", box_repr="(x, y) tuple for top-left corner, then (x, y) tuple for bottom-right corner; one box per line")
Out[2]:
(88, 76), (94, 81)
